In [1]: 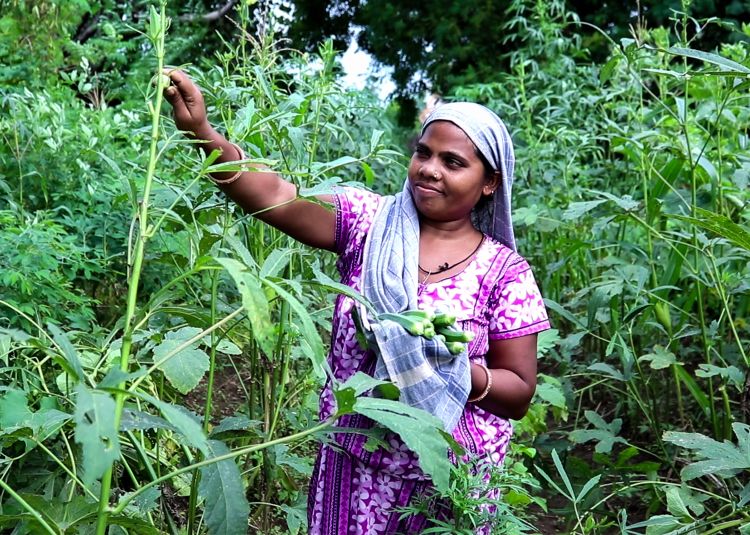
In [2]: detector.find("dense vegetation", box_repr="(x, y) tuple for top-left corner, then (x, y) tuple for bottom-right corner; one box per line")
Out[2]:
(1, 0), (749, 533)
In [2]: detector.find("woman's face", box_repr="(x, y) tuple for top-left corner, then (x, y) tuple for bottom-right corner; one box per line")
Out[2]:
(407, 120), (497, 225)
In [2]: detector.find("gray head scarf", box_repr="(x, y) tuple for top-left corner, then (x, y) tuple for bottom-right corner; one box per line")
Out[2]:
(421, 102), (516, 250)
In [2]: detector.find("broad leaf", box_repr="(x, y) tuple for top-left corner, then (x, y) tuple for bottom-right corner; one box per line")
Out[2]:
(672, 208), (750, 252)
(663, 423), (750, 480)
(140, 393), (209, 455)
(218, 258), (276, 357)
(665, 485), (707, 519)
(639, 346), (677, 370)
(199, 439), (250, 535)
(353, 396), (452, 493)
(210, 415), (261, 436)
(561, 199), (606, 220)
(74, 385), (120, 485)
(153, 327), (210, 394)
(569, 410), (628, 453)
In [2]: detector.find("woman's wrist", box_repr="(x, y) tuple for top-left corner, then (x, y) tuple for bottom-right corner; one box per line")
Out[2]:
(468, 362), (492, 403)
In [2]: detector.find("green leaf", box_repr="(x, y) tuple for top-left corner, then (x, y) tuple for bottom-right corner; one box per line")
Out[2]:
(587, 362), (626, 381)
(262, 278), (328, 378)
(218, 258), (276, 357)
(561, 199), (606, 221)
(48, 322), (85, 383)
(0, 389), (33, 431)
(665, 485), (707, 519)
(210, 415), (261, 436)
(119, 487), (161, 517)
(199, 439), (250, 535)
(666, 46), (750, 74)
(663, 423), (750, 480)
(536, 328), (560, 356)
(74, 385), (120, 485)
(120, 408), (176, 433)
(599, 55), (620, 84)
(535, 382), (566, 409)
(569, 410), (628, 453)
(672, 208), (750, 252)
(140, 393), (209, 455)
(639, 345), (677, 370)
(353, 396), (452, 493)
(695, 364), (744, 387)
(259, 248), (292, 279)
(274, 444), (313, 476)
(153, 327), (210, 394)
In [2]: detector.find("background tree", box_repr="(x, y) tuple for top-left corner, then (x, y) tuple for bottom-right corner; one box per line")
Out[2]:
(285, 0), (749, 122)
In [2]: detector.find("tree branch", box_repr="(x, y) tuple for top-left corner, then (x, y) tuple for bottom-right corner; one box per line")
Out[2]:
(179, 0), (239, 23)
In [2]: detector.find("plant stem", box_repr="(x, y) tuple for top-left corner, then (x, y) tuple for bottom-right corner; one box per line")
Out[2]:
(95, 5), (169, 534)
(0, 479), (58, 534)
(112, 418), (334, 515)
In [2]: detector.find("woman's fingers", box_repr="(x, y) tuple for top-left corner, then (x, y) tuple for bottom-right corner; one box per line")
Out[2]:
(162, 69), (207, 131)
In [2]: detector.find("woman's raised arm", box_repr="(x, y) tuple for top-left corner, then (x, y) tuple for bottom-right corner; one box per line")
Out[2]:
(163, 69), (337, 251)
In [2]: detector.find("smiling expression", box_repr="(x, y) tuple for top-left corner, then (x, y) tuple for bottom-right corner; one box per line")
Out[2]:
(408, 120), (498, 226)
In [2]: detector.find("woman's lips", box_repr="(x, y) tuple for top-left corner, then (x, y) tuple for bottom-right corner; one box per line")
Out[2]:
(414, 183), (443, 195)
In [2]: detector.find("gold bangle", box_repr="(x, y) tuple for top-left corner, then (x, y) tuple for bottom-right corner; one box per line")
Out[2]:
(210, 142), (246, 185)
(467, 363), (492, 403)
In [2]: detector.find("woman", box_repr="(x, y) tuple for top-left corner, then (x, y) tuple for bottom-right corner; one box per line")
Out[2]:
(164, 70), (550, 534)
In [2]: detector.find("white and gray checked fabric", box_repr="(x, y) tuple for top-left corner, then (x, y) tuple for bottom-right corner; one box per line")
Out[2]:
(361, 182), (472, 432)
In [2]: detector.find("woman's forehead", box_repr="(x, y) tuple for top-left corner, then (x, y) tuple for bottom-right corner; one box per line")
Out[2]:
(420, 120), (477, 153)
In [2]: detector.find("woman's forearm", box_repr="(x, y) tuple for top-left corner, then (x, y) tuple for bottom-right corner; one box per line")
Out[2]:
(469, 364), (535, 420)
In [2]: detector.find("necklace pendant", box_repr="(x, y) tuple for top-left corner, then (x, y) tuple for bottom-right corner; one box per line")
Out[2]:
(437, 262), (450, 273)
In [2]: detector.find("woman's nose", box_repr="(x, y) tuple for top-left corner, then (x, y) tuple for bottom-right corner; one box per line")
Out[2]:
(419, 163), (441, 180)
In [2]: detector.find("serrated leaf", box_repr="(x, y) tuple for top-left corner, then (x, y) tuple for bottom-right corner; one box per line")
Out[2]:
(155, 343), (209, 394)
(218, 258), (276, 357)
(663, 424), (750, 480)
(672, 208), (750, 252)
(639, 346), (677, 370)
(353, 397), (451, 493)
(562, 199), (606, 220)
(210, 415), (260, 436)
(535, 383), (566, 409)
(140, 394), (209, 455)
(74, 385), (120, 485)
(199, 439), (250, 535)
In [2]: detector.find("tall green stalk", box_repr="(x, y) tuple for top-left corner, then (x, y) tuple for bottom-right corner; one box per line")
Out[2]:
(95, 5), (169, 534)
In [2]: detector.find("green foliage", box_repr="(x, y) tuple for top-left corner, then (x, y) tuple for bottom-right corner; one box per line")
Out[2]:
(1, 0), (750, 533)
